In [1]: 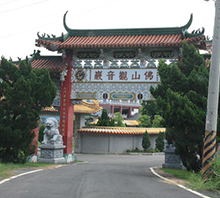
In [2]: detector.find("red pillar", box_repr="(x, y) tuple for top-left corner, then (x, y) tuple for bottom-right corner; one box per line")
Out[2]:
(111, 105), (115, 118)
(59, 52), (74, 155)
(128, 107), (132, 118)
(119, 106), (123, 114)
(30, 127), (39, 155)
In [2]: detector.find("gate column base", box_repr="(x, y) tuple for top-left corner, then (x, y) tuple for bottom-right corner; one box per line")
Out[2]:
(63, 153), (77, 163)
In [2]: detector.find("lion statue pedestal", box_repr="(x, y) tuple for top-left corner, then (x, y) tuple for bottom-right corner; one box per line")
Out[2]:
(162, 144), (185, 169)
(38, 117), (66, 164)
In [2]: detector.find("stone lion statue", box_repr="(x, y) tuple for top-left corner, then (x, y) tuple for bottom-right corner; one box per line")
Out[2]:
(42, 117), (63, 145)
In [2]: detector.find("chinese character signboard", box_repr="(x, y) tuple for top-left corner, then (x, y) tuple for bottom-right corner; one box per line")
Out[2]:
(71, 68), (159, 83)
(91, 69), (159, 82)
(71, 68), (160, 101)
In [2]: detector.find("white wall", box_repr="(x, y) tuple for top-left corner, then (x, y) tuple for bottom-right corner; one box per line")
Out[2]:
(77, 133), (157, 154)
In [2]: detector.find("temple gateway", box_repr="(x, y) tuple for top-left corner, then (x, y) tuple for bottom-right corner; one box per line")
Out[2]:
(30, 12), (206, 159)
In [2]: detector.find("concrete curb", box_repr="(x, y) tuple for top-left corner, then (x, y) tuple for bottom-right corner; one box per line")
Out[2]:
(128, 152), (164, 155)
(150, 167), (211, 198)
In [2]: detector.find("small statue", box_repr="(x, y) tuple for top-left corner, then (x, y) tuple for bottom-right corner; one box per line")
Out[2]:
(42, 117), (63, 145)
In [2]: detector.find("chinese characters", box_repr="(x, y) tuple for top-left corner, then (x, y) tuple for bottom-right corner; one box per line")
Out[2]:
(93, 69), (156, 81)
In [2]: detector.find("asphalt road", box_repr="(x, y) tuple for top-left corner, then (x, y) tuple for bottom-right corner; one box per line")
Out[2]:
(0, 154), (205, 198)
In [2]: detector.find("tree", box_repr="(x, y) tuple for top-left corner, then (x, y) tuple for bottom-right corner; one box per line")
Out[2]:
(97, 109), (114, 126)
(142, 131), (151, 151)
(139, 100), (164, 127)
(150, 41), (209, 172)
(0, 58), (56, 163)
(112, 112), (125, 127)
(140, 100), (163, 121)
(152, 115), (165, 127)
(38, 125), (45, 143)
(155, 132), (165, 152)
(137, 114), (151, 127)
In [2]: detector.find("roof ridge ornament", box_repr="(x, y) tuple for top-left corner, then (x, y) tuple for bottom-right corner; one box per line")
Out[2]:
(37, 32), (64, 42)
(180, 14), (205, 39)
(185, 27), (205, 38)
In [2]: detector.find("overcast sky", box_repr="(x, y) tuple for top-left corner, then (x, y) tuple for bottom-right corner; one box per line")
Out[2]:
(0, 0), (215, 60)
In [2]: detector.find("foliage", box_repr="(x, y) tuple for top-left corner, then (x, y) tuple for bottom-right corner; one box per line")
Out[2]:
(97, 109), (114, 126)
(139, 100), (164, 127)
(142, 131), (151, 151)
(138, 114), (165, 128)
(162, 168), (192, 180)
(137, 114), (151, 127)
(0, 58), (56, 163)
(38, 125), (45, 143)
(155, 132), (165, 151)
(140, 100), (163, 120)
(112, 112), (125, 127)
(150, 41), (209, 172)
(163, 155), (220, 192)
(152, 115), (165, 127)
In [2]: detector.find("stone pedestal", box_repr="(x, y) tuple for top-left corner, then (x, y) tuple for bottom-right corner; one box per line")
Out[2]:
(162, 145), (184, 169)
(38, 144), (66, 164)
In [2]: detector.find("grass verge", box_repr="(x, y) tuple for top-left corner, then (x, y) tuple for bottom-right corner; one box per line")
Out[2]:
(162, 156), (220, 193)
(162, 168), (191, 180)
(162, 168), (219, 193)
(0, 162), (56, 180)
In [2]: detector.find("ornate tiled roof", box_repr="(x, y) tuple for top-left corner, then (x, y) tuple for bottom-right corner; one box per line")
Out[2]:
(124, 120), (139, 127)
(74, 100), (102, 114)
(42, 106), (58, 112)
(8, 51), (66, 73)
(30, 55), (67, 72)
(36, 13), (206, 51)
(89, 119), (140, 127)
(77, 127), (165, 135)
(41, 100), (102, 114)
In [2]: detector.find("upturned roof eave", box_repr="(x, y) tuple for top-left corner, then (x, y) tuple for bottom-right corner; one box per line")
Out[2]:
(37, 12), (196, 42)
(35, 13), (206, 50)
(63, 11), (191, 37)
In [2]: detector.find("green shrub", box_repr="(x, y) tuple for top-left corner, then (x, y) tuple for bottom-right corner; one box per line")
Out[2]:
(188, 155), (220, 191)
(155, 132), (165, 151)
(142, 131), (151, 151)
(152, 115), (165, 127)
(38, 125), (45, 143)
(112, 112), (125, 127)
(137, 115), (151, 127)
(97, 109), (114, 126)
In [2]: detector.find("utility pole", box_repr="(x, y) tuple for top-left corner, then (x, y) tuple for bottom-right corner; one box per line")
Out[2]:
(202, 0), (220, 180)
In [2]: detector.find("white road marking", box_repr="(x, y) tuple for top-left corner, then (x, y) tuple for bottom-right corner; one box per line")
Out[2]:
(150, 167), (211, 198)
(0, 169), (43, 185)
